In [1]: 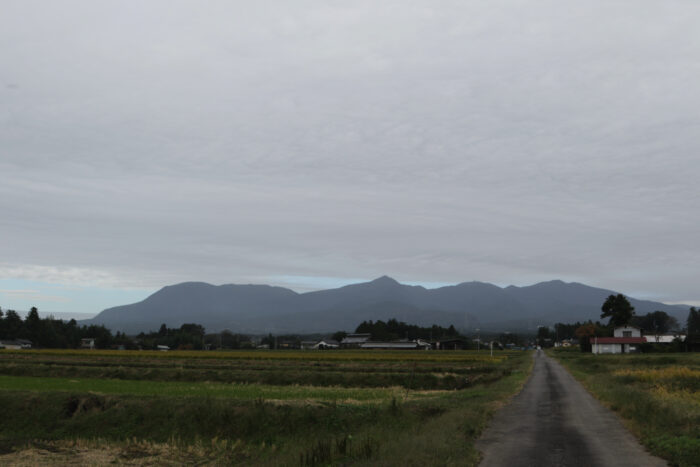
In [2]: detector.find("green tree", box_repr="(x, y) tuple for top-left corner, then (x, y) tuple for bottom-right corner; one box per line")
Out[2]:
(332, 331), (347, 342)
(687, 307), (700, 337)
(3, 310), (23, 338)
(600, 294), (635, 327)
(575, 322), (599, 352)
(632, 311), (678, 334)
(25, 306), (42, 341)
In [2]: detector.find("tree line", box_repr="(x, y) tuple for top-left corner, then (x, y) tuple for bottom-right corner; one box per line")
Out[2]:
(0, 306), (213, 350)
(352, 318), (463, 341)
(545, 295), (700, 352)
(0, 306), (125, 349)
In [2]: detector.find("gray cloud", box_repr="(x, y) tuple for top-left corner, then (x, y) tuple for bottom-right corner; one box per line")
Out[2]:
(1, 0), (700, 307)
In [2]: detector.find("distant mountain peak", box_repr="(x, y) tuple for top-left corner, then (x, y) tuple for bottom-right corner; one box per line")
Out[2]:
(369, 275), (399, 285)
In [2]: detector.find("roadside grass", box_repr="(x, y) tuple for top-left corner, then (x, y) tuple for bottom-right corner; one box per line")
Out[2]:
(550, 349), (700, 467)
(0, 350), (533, 465)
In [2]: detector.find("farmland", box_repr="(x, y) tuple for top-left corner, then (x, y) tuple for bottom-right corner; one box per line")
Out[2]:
(551, 350), (700, 467)
(0, 349), (531, 466)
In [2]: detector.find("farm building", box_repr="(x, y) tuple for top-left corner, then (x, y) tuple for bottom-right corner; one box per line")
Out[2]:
(314, 339), (339, 349)
(643, 333), (686, 344)
(81, 338), (96, 349)
(360, 339), (431, 350)
(0, 339), (32, 350)
(300, 339), (339, 350)
(591, 326), (645, 354)
(340, 333), (371, 348)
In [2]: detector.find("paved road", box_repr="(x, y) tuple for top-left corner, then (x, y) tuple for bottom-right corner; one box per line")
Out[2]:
(477, 350), (667, 467)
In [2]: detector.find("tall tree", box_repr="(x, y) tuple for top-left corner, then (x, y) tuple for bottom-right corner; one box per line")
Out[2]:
(687, 307), (700, 337)
(600, 294), (635, 327)
(575, 322), (599, 352)
(25, 306), (41, 342)
(632, 311), (678, 334)
(3, 310), (23, 338)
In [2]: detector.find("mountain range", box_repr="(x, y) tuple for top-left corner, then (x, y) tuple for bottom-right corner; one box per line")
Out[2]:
(82, 276), (691, 335)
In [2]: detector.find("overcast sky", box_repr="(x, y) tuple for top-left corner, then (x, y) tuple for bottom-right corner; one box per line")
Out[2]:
(2, 0), (699, 316)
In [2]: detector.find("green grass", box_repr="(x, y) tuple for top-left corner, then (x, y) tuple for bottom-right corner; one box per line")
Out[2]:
(550, 349), (700, 467)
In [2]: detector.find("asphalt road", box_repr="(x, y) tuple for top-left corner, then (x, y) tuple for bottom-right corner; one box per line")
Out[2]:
(476, 350), (667, 467)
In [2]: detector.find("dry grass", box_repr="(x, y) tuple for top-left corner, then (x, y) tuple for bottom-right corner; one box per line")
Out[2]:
(0, 437), (242, 466)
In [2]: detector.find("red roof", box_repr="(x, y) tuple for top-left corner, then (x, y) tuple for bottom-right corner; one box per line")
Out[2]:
(593, 337), (647, 344)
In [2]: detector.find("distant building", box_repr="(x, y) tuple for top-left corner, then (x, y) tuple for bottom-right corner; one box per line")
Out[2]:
(360, 339), (431, 350)
(591, 326), (645, 354)
(340, 333), (371, 348)
(300, 339), (341, 350)
(314, 339), (339, 350)
(642, 333), (686, 344)
(0, 339), (32, 350)
(157, 345), (170, 351)
(81, 338), (96, 350)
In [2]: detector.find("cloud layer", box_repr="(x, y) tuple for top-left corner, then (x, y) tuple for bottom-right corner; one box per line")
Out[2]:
(2, 0), (699, 309)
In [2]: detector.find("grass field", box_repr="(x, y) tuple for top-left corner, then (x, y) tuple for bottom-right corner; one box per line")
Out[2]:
(550, 349), (700, 467)
(0, 349), (532, 466)
(0, 349), (507, 390)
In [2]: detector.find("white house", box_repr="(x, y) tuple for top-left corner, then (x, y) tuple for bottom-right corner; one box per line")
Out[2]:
(591, 326), (646, 354)
(614, 326), (641, 338)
